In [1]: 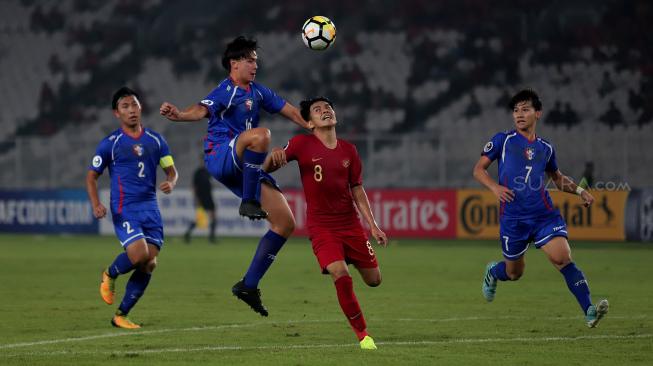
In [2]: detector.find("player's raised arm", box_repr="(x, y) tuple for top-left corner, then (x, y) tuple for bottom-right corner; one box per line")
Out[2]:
(279, 103), (311, 130)
(473, 155), (515, 203)
(351, 185), (388, 247)
(159, 102), (208, 122)
(547, 170), (594, 207)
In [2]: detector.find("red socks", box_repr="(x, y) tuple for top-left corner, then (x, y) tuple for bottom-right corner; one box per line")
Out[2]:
(334, 275), (368, 340)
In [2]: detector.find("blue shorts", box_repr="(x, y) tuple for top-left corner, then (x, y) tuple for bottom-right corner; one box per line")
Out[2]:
(204, 135), (280, 200)
(112, 210), (164, 248)
(499, 213), (568, 260)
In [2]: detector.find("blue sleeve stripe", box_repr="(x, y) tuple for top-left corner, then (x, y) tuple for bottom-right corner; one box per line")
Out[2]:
(111, 133), (124, 162)
(501, 133), (517, 162)
(220, 87), (239, 120)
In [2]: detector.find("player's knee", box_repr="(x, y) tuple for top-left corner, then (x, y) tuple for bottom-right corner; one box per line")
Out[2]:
(550, 256), (571, 268)
(132, 253), (149, 267)
(249, 128), (271, 149)
(271, 215), (295, 238)
(284, 215), (296, 235)
(330, 269), (350, 280)
(143, 258), (157, 273)
(366, 276), (382, 287)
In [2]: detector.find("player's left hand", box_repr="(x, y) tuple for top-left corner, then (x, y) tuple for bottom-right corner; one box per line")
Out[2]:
(160, 181), (175, 194)
(580, 190), (594, 207)
(371, 226), (388, 247)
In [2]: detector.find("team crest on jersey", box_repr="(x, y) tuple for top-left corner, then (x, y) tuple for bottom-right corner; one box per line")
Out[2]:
(525, 147), (535, 160)
(245, 99), (253, 111)
(132, 144), (144, 156)
(342, 159), (350, 168)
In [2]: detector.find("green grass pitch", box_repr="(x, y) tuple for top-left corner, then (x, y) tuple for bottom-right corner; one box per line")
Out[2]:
(0, 234), (651, 365)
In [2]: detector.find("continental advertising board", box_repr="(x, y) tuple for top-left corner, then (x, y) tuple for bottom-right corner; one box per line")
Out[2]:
(457, 189), (630, 241)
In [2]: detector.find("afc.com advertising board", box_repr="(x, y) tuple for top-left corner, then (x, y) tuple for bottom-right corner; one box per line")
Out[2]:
(1, 188), (651, 242)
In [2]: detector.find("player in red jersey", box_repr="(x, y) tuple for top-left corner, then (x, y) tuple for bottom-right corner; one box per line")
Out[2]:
(265, 96), (387, 350)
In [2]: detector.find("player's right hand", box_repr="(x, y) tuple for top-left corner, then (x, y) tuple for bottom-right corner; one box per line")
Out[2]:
(270, 147), (287, 167)
(93, 203), (107, 219)
(492, 184), (515, 203)
(159, 102), (180, 121)
(371, 226), (388, 247)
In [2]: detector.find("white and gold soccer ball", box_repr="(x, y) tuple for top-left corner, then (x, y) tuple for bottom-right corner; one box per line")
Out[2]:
(301, 16), (336, 51)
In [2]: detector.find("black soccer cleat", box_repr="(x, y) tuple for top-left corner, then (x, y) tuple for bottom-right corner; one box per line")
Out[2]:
(238, 200), (268, 220)
(232, 280), (269, 317)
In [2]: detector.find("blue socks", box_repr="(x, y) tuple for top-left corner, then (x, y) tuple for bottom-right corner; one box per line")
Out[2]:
(242, 149), (267, 202)
(490, 261), (511, 281)
(108, 252), (134, 278)
(118, 270), (152, 315)
(243, 230), (287, 288)
(560, 262), (592, 313)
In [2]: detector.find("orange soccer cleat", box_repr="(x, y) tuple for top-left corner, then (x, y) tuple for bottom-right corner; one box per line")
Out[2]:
(111, 314), (141, 329)
(100, 270), (115, 305)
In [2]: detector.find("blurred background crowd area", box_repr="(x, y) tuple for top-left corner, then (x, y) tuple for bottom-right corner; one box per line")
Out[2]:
(0, 0), (650, 189)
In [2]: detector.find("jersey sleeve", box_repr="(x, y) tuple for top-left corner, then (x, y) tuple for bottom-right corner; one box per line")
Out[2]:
(481, 132), (506, 162)
(545, 143), (558, 172)
(283, 135), (301, 162)
(89, 139), (111, 174)
(199, 87), (227, 118)
(257, 84), (286, 114)
(157, 133), (174, 168)
(349, 145), (363, 187)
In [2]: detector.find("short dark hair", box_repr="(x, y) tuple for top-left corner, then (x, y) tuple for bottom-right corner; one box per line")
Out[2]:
(299, 96), (334, 121)
(112, 87), (140, 109)
(221, 36), (258, 71)
(509, 89), (542, 111)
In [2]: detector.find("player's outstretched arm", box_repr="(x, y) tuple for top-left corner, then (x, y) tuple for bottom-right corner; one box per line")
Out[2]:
(159, 165), (178, 194)
(352, 185), (388, 247)
(85, 170), (107, 219)
(473, 155), (515, 203)
(279, 103), (310, 130)
(547, 170), (594, 207)
(262, 147), (287, 173)
(159, 102), (208, 122)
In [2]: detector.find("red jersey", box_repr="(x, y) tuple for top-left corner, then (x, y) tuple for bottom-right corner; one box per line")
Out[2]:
(284, 134), (363, 230)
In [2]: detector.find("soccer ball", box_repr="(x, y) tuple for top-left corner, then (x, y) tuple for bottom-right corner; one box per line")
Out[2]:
(301, 16), (336, 51)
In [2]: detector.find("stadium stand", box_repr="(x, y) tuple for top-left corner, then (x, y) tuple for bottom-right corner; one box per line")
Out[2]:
(0, 0), (650, 189)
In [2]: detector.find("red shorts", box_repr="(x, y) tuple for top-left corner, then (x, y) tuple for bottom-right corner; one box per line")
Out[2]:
(309, 226), (378, 274)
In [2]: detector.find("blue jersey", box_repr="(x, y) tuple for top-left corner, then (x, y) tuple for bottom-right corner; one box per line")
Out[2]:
(199, 78), (286, 151)
(481, 130), (558, 219)
(89, 127), (173, 214)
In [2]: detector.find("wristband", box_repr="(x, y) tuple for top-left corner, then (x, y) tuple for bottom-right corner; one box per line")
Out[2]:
(575, 186), (585, 195)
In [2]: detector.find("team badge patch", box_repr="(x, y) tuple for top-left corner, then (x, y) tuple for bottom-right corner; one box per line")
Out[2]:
(525, 147), (535, 160)
(132, 144), (144, 156)
(92, 155), (102, 168)
(342, 159), (350, 168)
(483, 141), (493, 153)
(245, 99), (253, 111)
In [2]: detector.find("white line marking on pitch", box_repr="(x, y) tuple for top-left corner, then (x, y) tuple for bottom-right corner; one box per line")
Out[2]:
(0, 315), (647, 350)
(4, 334), (651, 358)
